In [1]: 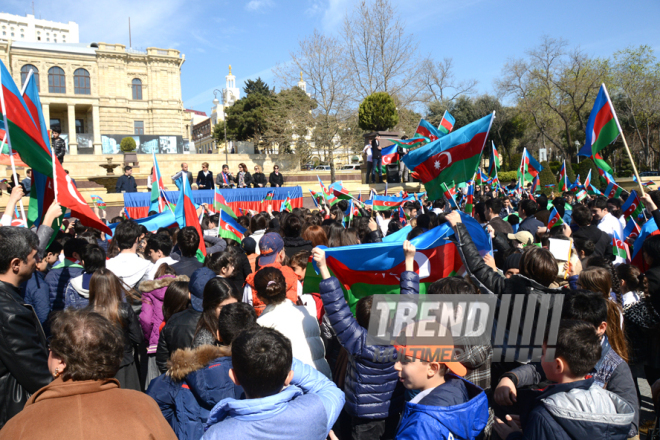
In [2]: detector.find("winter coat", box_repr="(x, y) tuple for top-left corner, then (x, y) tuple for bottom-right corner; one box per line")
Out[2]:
(571, 224), (612, 258)
(107, 302), (145, 368)
(269, 172), (284, 187)
(508, 379), (634, 440)
(203, 358), (344, 440)
(252, 172), (267, 188)
(624, 296), (660, 368)
(235, 171), (253, 188)
(20, 271), (50, 325)
(44, 259), (84, 312)
(395, 375), (488, 440)
(171, 256), (203, 278)
(63, 272), (93, 310)
(283, 236), (313, 258)
(157, 308), (202, 373)
(115, 174), (137, 193)
(147, 345), (242, 440)
(0, 377), (177, 440)
(318, 272), (419, 419)
(139, 275), (188, 354)
(0, 281), (51, 429)
(51, 136), (66, 160)
(245, 262), (300, 317)
(257, 299), (333, 379)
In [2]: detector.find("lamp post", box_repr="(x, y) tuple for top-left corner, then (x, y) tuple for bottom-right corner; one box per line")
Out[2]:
(213, 89), (228, 165)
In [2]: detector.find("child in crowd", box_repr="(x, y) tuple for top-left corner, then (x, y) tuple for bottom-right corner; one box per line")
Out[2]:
(205, 250), (237, 279)
(493, 320), (635, 440)
(63, 244), (106, 310)
(203, 326), (345, 440)
(616, 264), (643, 307)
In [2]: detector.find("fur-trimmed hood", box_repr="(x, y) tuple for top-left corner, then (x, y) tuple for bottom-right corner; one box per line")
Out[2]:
(167, 345), (232, 381)
(139, 274), (189, 294)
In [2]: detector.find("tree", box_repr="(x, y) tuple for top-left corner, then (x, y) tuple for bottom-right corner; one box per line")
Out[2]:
(394, 105), (421, 138)
(577, 158), (603, 190)
(243, 78), (273, 97)
(416, 58), (478, 104)
(358, 92), (398, 131)
(225, 92), (274, 153)
(120, 137), (136, 152)
(538, 161), (557, 195)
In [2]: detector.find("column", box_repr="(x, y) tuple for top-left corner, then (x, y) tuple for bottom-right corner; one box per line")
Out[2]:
(67, 104), (77, 155)
(42, 103), (50, 130)
(92, 104), (101, 155)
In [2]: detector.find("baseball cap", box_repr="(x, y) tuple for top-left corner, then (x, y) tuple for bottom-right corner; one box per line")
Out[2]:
(242, 237), (257, 255)
(259, 232), (284, 265)
(393, 343), (467, 377)
(507, 231), (534, 246)
(189, 267), (216, 312)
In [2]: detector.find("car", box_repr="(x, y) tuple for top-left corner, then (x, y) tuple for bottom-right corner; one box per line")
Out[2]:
(315, 165), (331, 171)
(640, 171), (660, 177)
(340, 164), (362, 170)
(301, 164), (315, 171)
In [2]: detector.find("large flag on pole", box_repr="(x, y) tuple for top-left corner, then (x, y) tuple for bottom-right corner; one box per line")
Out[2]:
(558, 160), (569, 191)
(5, 62), (110, 234)
(579, 84), (621, 158)
(149, 152), (167, 213)
(414, 118), (443, 142)
(174, 175), (207, 260)
(487, 141), (500, 179)
(403, 113), (494, 200)
(517, 148), (543, 186)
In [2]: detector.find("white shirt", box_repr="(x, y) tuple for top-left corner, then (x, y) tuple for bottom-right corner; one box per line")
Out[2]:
(598, 212), (624, 239)
(410, 386), (438, 404)
(363, 145), (373, 162)
(106, 252), (153, 288)
(146, 256), (178, 280)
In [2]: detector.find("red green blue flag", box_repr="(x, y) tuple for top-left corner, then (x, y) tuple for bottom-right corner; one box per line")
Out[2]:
(621, 190), (644, 222)
(414, 118), (443, 142)
(612, 231), (629, 262)
(605, 182), (624, 199)
(331, 182), (352, 200)
(547, 207), (563, 229)
(213, 189), (238, 219)
(583, 170), (592, 190)
(576, 190), (588, 203)
(403, 113), (494, 201)
(262, 190), (275, 203)
(218, 209), (247, 244)
(149, 152), (167, 213)
(280, 194), (293, 212)
(174, 174), (206, 260)
(371, 195), (406, 211)
(392, 136), (429, 149)
(579, 84), (621, 159)
(91, 195), (106, 209)
(531, 175), (540, 194)
(465, 183), (474, 216)
(558, 161), (569, 191)
(438, 111), (456, 135)
(440, 182), (459, 209)
(487, 141), (500, 179)
(380, 144), (400, 165)
(624, 218), (641, 241)
(518, 148), (543, 184)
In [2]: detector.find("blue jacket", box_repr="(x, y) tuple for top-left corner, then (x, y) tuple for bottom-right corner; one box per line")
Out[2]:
(44, 260), (84, 312)
(395, 375), (488, 440)
(318, 271), (419, 419)
(20, 271), (50, 325)
(63, 273), (93, 310)
(147, 345), (243, 440)
(509, 379), (634, 440)
(203, 358), (345, 440)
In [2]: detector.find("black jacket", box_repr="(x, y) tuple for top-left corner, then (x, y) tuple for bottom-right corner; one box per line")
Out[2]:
(252, 172), (267, 188)
(269, 172), (284, 187)
(156, 307), (202, 373)
(236, 171), (253, 188)
(371, 139), (382, 159)
(118, 302), (144, 367)
(115, 174), (137, 193)
(283, 236), (313, 258)
(196, 170), (215, 190)
(226, 247), (252, 298)
(171, 256), (204, 278)
(571, 224), (611, 258)
(51, 136), (66, 160)
(0, 280), (51, 428)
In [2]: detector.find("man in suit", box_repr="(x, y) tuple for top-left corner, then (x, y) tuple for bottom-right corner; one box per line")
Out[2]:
(115, 166), (137, 193)
(370, 135), (382, 184)
(171, 163), (193, 187)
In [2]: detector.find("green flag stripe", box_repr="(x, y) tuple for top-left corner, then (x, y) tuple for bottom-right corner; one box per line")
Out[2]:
(424, 155), (481, 200)
(591, 119), (620, 155)
(6, 120), (53, 177)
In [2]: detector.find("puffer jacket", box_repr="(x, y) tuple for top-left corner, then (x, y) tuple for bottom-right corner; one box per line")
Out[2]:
(63, 272), (93, 310)
(509, 379), (634, 440)
(318, 271), (419, 419)
(257, 299), (333, 379)
(20, 271), (50, 325)
(156, 308), (202, 373)
(44, 259), (84, 312)
(147, 345), (242, 440)
(139, 275), (188, 354)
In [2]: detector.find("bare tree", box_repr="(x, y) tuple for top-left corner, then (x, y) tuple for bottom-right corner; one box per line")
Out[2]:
(416, 57), (478, 104)
(341, 0), (420, 104)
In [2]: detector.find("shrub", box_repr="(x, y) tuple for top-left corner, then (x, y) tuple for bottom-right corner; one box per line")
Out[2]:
(120, 137), (137, 153)
(578, 158), (603, 190)
(507, 153), (522, 172)
(539, 161), (558, 195)
(498, 171), (518, 184)
(549, 161), (562, 175)
(358, 92), (399, 132)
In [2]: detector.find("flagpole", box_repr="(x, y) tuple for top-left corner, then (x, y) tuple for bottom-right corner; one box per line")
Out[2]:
(2, 72), (28, 225)
(602, 84), (644, 194)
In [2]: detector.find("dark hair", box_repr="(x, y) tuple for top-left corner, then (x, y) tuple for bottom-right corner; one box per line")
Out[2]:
(146, 234), (172, 257)
(231, 326), (292, 398)
(289, 250), (310, 270)
(519, 246), (558, 286)
(206, 250), (239, 275)
(591, 196), (608, 210)
(154, 263), (176, 279)
(217, 302), (257, 345)
(282, 214), (303, 238)
(113, 220), (142, 251)
(428, 277), (478, 295)
(484, 198), (502, 215)
(329, 204), (344, 223)
(573, 237), (595, 257)
(0, 227), (39, 274)
(519, 199), (538, 217)
(162, 280), (190, 322)
(250, 214), (269, 234)
(561, 290), (608, 329)
(124, 165), (132, 172)
(571, 205), (592, 227)
(195, 277), (238, 341)
(45, 240), (63, 257)
(407, 227), (425, 240)
(416, 214), (430, 230)
(642, 235), (660, 268)
(49, 309), (125, 381)
(82, 244), (106, 273)
(254, 267), (287, 305)
(177, 226), (200, 258)
(547, 320), (601, 377)
(616, 264), (642, 292)
(63, 237), (88, 259)
(356, 295), (373, 329)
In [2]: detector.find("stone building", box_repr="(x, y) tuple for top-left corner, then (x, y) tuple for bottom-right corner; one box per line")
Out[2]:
(192, 116), (213, 154)
(0, 12), (79, 44)
(0, 39), (186, 155)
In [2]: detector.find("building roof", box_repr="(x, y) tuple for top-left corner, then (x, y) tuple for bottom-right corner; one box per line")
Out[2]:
(185, 109), (207, 116)
(10, 40), (96, 55)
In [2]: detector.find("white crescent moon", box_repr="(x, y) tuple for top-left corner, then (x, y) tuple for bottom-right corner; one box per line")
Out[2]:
(440, 151), (452, 167)
(414, 252), (431, 279)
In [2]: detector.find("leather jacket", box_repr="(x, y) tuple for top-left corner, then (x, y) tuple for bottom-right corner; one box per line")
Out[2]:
(156, 307), (201, 373)
(51, 136), (66, 160)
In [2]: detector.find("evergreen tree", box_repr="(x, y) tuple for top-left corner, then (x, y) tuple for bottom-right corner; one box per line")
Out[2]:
(539, 161), (557, 195)
(358, 92), (399, 131)
(243, 78), (273, 97)
(617, 152), (633, 178)
(577, 158), (602, 190)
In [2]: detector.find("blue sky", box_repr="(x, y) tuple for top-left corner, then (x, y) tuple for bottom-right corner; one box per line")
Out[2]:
(6, 0), (660, 114)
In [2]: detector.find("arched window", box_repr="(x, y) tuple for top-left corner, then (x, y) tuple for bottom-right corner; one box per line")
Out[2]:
(21, 65), (39, 91)
(132, 78), (142, 100)
(48, 66), (66, 93)
(74, 68), (90, 94)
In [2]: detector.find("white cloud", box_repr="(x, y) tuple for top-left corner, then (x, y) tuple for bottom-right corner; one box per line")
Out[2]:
(245, 0), (274, 12)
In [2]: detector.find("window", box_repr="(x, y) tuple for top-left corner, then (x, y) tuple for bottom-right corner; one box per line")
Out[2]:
(50, 119), (61, 133)
(11, 33), (14, 37)
(131, 78), (142, 100)
(21, 34), (24, 38)
(134, 121), (144, 135)
(37, 36), (40, 40)
(73, 68), (90, 94)
(46, 38), (49, 42)
(21, 65), (39, 91)
(48, 66), (66, 93)
(75, 119), (84, 134)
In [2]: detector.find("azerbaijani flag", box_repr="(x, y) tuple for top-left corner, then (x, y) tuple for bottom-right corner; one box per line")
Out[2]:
(531, 175), (540, 194)
(621, 190), (644, 221)
(149, 152), (167, 213)
(280, 195), (293, 212)
(91, 195), (106, 209)
(391, 136), (429, 149)
(438, 111), (456, 135)
(414, 118), (443, 142)
(576, 190), (588, 202)
(589, 184), (603, 196)
(403, 113), (494, 201)
(218, 209), (247, 244)
(331, 182), (352, 200)
(174, 174), (206, 260)
(213, 189), (238, 219)
(262, 190), (275, 203)
(584, 170), (592, 190)
(309, 189), (323, 208)
(558, 160), (569, 191)
(547, 207), (563, 229)
(579, 84), (621, 159)
(632, 218), (660, 272)
(612, 231), (629, 262)
(465, 183), (474, 216)
(487, 141), (500, 179)
(441, 182), (459, 209)
(381, 144), (400, 165)
(371, 195), (406, 211)
(624, 218), (641, 241)
(605, 182), (624, 198)
(5, 61), (110, 235)
(570, 174), (581, 191)
(518, 148), (543, 184)
(398, 205), (409, 225)
(318, 176), (338, 206)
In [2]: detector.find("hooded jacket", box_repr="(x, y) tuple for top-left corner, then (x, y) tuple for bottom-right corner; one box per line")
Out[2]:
(21, 271), (50, 325)
(509, 379), (634, 440)
(44, 259), (84, 312)
(395, 375), (489, 440)
(282, 236), (313, 258)
(146, 345), (242, 440)
(63, 272), (93, 310)
(139, 275), (189, 353)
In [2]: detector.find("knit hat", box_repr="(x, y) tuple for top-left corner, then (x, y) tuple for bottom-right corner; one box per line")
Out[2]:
(189, 267), (216, 312)
(504, 253), (522, 273)
(259, 233), (284, 265)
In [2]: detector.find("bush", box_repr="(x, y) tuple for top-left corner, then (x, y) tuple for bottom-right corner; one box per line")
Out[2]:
(538, 161), (557, 195)
(549, 161), (561, 175)
(507, 153), (522, 172)
(578, 158), (603, 190)
(571, 164), (580, 179)
(120, 137), (137, 153)
(617, 152), (633, 178)
(565, 161), (576, 183)
(358, 92), (399, 132)
(498, 171), (518, 184)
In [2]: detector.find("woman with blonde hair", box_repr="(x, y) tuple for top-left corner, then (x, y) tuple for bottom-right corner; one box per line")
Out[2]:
(252, 164), (267, 188)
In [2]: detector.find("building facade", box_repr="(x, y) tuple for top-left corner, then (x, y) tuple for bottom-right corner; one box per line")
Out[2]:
(0, 39), (185, 155)
(192, 117), (213, 153)
(0, 13), (79, 44)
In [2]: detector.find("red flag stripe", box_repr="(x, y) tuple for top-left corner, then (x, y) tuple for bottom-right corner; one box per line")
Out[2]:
(2, 85), (48, 151)
(593, 102), (614, 140)
(415, 132), (487, 183)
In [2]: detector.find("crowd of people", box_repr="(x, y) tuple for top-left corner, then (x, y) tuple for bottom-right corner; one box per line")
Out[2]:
(1, 176), (660, 440)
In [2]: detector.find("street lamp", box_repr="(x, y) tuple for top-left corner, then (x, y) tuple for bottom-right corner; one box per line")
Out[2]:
(213, 89), (228, 166)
